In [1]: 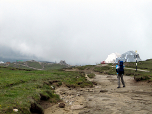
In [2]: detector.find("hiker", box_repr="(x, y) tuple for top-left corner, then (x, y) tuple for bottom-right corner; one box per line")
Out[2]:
(116, 60), (125, 88)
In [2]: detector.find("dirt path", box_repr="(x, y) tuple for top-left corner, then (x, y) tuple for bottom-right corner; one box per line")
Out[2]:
(111, 66), (150, 72)
(124, 67), (150, 72)
(44, 74), (152, 114)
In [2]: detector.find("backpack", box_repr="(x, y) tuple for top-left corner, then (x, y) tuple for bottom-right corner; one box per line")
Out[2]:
(118, 61), (124, 74)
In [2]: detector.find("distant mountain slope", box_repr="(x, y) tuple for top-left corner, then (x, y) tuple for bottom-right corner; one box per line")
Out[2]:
(0, 46), (35, 62)
(0, 60), (69, 70)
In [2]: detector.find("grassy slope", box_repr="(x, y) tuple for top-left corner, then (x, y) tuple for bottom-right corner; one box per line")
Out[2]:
(77, 60), (152, 81)
(94, 66), (116, 75)
(0, 67), (92, 114)
(124, 59), (152, 71)
(1, 60), (152, 113)
(26, 61), (43, 69)
(8, 63), (30, 69)
(77, 65), (95, 70)
(123, 59), (152, 81)
(1, 61), (68, 70)
(43, 64), (67, 70)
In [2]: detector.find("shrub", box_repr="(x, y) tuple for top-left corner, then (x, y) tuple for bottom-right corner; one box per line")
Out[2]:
(87, 73), (95, 78)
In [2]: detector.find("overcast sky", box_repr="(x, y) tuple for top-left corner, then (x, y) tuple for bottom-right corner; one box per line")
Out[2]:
(0, 0), (152, 65)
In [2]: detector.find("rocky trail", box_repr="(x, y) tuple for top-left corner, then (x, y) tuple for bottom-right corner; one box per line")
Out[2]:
(44, 72), (152, 114)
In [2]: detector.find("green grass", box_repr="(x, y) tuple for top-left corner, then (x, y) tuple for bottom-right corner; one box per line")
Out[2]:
(8, 63), (31, 69)
(123, 59), (152, 81)
(26, 61), (43, 69)
(124, 59), (152, 71)
(77, 65), (95, 70)
(0, 66), (93, 114)
(1, 61), (68, 70)
(43, 64), (67, 70)
(94, 61), (152, 81)
(1, 59), (152, 113)
(93, 66), (116, 75)
(87, 73), (96, 78)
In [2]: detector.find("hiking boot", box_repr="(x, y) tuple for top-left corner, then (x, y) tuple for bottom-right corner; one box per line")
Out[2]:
(117, 87), (120, 88)
(123, 86), (125, 87)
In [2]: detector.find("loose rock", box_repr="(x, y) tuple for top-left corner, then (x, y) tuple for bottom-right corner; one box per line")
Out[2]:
(59, 103), (65, 108)
(100, 90), (108, 92)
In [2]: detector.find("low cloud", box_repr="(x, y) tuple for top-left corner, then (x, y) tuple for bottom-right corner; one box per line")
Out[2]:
(0, 0), (152, 65)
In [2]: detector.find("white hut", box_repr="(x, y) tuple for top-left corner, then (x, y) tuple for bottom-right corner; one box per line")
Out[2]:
(105, 53), (121, 63)
(115, 51), (141, 63)
(0, 61), (4, 64)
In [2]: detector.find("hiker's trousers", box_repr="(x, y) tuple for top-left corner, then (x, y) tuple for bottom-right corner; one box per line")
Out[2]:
(117, 74), (125, 87)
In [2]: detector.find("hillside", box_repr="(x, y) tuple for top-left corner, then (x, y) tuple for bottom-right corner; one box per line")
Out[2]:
(0, 60), (69, 70)
(124, 59), (152, 71)
(76, 59), (152, 81)
(0, 66), (93, 114)
(45, 60), (152, 114)
(0, 59), (152, 113)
